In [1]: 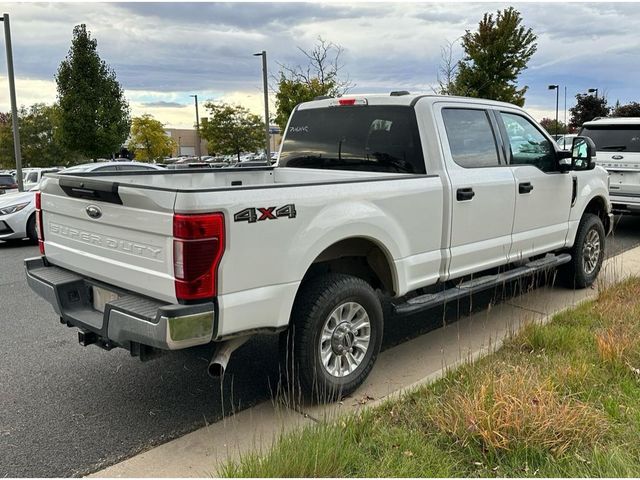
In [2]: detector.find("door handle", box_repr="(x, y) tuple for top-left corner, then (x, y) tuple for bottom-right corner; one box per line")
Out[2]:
(456, 187), (475, 201)
(519, 182), (534, 194)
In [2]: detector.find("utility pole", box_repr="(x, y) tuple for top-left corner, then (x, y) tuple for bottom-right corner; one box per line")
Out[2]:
(548, 84), (559, 138)
(1, 13), (23, 191)
(190, 94), (201, 161)
(253, 50), (270, 160)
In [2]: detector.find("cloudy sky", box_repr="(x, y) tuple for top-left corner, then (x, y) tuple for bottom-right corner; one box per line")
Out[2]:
(0, 1), (639, 128)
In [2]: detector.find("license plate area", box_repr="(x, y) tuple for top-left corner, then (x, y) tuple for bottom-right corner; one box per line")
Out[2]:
(92, 285), (120, 313)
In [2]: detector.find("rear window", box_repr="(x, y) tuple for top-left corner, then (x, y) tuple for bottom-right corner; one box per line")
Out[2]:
(278, 106), (426, 174)
(0, 175), (15, 186)
(580, 125), (640, 153)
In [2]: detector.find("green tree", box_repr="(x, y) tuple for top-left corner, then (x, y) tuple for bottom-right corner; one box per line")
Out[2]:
(200, 103), (264, 162)
(274, 37), (352, 131)
(0, 104), (79, 169)
(539, 117), (568, 136)
(56, 24), (130, 159)
(0, 112), (13, 169)
(129, 114), (176, 162)
(612, 101), (640, 117)
(452, 7), (537, 106)
(569, 94), (610, 129)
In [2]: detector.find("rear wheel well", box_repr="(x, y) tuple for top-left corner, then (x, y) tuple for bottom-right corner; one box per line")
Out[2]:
(303, 238), (395, 295)
(583, 196), (609, 233)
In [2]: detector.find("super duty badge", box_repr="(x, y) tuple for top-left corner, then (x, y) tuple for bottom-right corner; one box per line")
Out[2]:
(234, 204), (297, 223)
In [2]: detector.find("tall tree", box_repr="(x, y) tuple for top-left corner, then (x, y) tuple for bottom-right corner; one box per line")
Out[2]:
(569, 94), (610, 129)
(612, 101), (640, 117)
(274, 37), (352, 131)
(435, 39), (460, 95)
(200, 103), (264, 162)
(129, 114), (176, 162)
(452, 7), (537, 106)
(56, 24), (131, 160)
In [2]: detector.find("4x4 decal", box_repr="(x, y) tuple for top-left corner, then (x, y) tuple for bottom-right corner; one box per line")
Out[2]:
(234, 204), (297, 223)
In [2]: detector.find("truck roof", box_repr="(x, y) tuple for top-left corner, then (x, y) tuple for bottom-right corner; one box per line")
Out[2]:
(297, 93), (525, 110)
(583, 117), (640, 126)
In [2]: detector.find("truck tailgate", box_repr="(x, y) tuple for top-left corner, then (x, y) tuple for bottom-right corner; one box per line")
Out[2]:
(40, 178), (178, 303)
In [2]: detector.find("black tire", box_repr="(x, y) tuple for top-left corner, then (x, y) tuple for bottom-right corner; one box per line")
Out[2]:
(26, 214), (37, 243)
(280, 273), (383, 402)
(560, 213), (605, 289)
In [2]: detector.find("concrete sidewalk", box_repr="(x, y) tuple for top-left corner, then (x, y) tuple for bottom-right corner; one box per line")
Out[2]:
(91, 246), (640, 478)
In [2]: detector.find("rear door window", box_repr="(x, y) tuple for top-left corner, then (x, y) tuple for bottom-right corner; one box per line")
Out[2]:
(442, 108), (500, 168)
(279, 105), (426, 174)
(579, 125), (640, 152)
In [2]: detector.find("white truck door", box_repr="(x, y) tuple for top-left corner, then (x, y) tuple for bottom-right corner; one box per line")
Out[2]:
(437, 106), (516, 279)
(496, 111), (573, 260)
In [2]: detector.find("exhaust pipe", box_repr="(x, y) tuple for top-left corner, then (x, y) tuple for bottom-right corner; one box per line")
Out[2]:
(208, 336), (251, 378)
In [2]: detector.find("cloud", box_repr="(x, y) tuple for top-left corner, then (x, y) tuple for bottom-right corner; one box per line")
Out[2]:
(1, 2), (639, 125)
(141, 101), (185, 108)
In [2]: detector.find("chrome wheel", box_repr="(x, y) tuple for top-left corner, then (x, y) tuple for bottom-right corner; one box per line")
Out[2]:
(319, 301), (371, 378)
(582, 228), (601, 275)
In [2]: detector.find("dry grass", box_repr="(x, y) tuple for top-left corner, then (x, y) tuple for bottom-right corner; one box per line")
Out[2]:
(593, 279), (640, 367)
(431, 366), (607, 456)
(595, 325), (634, 364)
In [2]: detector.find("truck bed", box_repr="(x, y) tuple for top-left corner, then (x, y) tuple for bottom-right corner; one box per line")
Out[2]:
(38, 167), (444, 339)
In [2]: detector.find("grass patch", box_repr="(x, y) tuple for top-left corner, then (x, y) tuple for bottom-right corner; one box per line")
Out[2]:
(223, 278), (640, 477)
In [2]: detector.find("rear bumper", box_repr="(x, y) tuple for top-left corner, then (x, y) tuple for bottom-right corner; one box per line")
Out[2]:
(609, 192), (640, 213)
(25, 256), (216, 351)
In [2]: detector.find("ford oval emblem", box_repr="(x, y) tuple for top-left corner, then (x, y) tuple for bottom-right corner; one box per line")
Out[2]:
(612, 155), (624, 160)
(86, 205), (102, 219)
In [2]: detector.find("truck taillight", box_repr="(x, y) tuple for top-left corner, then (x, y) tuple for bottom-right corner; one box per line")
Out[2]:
(173, 213), (225, 301)
(35, 191), (45, 255)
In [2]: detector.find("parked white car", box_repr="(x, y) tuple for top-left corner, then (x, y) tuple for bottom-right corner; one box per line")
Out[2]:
(61, 161), (165, 174)
(0, 187), (39, 241)
(580, 117), (640, 213)
(23, 168), (61, 191)
(1, 162), (162, 242)
(555, 133), (578, 151)
(27, 94), (611, 398)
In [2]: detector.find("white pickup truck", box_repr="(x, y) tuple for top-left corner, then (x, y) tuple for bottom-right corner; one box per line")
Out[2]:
(26, 94), (612, 398)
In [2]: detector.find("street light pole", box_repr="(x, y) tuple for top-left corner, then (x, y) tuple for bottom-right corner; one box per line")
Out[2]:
(548, 84), (559, 138)
(253, 50), (270, 160)
(190, 94), (201, 161)
(1, 13), (23, 191)
(588, 88), (598, 99)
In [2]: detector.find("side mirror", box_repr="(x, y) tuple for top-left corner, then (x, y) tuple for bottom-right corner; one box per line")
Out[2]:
(571, 136), (596, 170)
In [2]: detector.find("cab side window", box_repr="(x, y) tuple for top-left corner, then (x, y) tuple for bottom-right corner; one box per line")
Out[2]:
(500, 112), (555, 172)
(442, 108), (500, 168)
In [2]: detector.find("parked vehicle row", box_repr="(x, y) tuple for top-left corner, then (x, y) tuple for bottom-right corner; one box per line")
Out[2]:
(0, 162), (163, 242)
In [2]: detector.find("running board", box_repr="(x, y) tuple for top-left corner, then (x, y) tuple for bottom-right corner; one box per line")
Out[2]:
(393, 253), (571, 317)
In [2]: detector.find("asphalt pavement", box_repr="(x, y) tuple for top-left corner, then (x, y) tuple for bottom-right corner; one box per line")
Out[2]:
(1, 214), (639, 477)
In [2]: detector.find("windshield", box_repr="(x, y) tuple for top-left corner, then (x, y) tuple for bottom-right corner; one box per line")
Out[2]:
(579, 125), (640, 152)
(278, 105), (426, 174)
